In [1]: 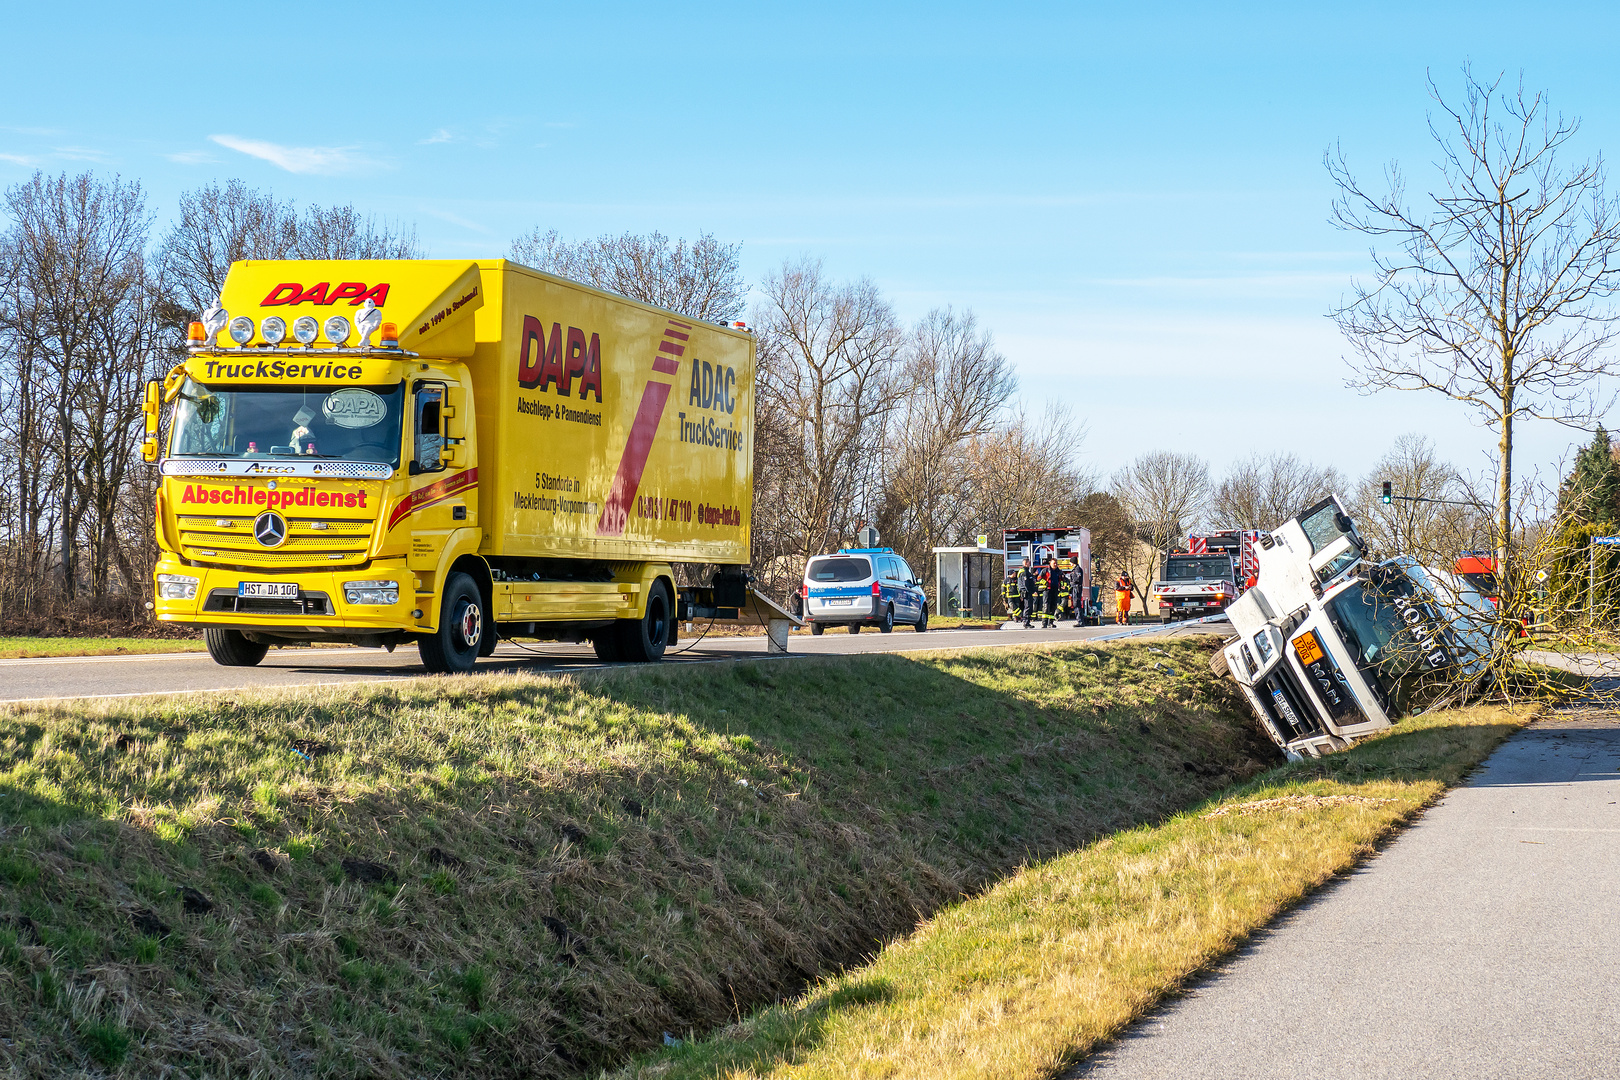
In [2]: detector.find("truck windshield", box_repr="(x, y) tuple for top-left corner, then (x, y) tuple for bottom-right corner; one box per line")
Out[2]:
(807, 557), (872, 582)
(1164, 557), (1232, 581)
(169, 378), (405, 465)
(1325, 564), (1462, 715)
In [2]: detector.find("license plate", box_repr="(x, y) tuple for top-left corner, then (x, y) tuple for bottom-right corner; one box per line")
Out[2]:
(238, 581), (299, 599)
(826, 598), (854, 606)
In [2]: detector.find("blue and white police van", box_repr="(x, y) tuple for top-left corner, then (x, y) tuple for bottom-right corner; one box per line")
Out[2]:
(801, 547), (928, 634)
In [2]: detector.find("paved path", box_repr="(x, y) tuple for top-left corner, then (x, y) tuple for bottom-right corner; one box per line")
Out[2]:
(0, 621), (1223, 704)
(1072, 710), (1620, 1080)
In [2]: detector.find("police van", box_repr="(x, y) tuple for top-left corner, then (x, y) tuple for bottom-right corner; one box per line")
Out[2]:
(801, 548), (928, 634)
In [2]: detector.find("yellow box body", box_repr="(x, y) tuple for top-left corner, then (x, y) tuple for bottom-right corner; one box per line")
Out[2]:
(152, 259), (754, 640)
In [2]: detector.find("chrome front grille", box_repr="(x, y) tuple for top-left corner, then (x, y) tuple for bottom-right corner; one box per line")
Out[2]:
(177, 515), (372, 567)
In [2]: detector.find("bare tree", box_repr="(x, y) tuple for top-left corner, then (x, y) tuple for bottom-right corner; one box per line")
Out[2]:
(1349, 433), (1486, 562)
(875, 307), (1017, 583)
(292, 203), (420, 261)
(157, 180), (296, 315)
(0, 171), (164, 607)
(511, 228), (746, 322)
(958, 404), (1092, 547)
(1329, 66), (1620, 599)
(1212, 451), (1347, 531)
(157, 183), (418, 320)
(1110, 450), (1210, 607)
(752, 258), (905, 568)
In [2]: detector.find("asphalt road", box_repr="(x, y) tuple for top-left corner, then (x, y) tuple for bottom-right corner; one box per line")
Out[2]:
(0, 620), (1224, 704)
(1073, 710), (1620, 1080)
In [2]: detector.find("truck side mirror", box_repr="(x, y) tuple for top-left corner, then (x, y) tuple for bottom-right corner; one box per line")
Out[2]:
(141, 380), (161, 462)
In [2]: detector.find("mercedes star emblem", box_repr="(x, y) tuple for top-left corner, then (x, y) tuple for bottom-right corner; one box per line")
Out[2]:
(254, 511), (288, 548)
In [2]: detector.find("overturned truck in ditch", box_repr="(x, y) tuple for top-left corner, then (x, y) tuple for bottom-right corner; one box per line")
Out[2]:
(1218, 495), (1498, 759)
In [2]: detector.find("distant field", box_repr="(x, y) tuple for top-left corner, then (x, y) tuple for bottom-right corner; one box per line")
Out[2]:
(0, 636), (204, 660)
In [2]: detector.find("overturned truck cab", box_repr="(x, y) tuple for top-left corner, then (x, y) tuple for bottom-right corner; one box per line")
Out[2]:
(1221, 496), (1496, 759)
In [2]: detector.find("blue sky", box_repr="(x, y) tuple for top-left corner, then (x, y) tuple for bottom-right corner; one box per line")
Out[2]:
(6, 1), (1619, 492)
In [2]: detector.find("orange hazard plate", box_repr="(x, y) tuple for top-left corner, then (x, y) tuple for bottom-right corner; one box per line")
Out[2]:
(1293, 631), (1324, 666)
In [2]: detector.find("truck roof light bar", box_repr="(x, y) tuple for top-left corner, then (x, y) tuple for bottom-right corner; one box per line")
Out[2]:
(292, 316), (319, 344)
(185, 343), (419, 359)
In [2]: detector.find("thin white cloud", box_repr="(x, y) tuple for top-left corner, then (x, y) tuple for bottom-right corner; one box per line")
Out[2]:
(0, 152), (39, 166)
(421, 207), (493, 235)
(166, 150), (219, 165)
(208, 134), (376, 175)
(420, 128), (453, 144)
(52, 146), (110, 162)
(1, 126), (61, 136)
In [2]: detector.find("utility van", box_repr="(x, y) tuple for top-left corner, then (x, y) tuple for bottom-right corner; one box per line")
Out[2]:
(146, 259), (763, 672)
(802, 548), (928, 634)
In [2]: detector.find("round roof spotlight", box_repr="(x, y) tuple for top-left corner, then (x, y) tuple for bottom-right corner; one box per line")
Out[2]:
(323, 315), (352, 346)
(260, 315), (287, 345)
(292, 315), (319, 345)
(228, 316), (256, 345)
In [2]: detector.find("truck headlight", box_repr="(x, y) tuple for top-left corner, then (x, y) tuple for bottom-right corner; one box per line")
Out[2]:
(228, 316), (255, 345)
(345, 580), (398, 606)
(156, 573), (198, 600)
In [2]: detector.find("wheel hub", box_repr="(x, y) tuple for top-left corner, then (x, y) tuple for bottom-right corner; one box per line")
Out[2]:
(458, 602), (482, 649)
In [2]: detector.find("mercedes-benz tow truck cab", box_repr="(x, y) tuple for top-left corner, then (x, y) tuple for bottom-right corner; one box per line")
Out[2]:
(1221, 495), (1495, 758)
(147, 259), (760, 672)
(802, 548), (928, 634)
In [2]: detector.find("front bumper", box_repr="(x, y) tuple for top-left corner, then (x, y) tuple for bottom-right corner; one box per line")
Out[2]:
(153, 555), (418, 636)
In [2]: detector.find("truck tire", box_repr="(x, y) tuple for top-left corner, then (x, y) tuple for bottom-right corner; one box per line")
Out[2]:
(879, 606), (894, 633)
(810, 622), (824, 636)
(849, 624), (861, 634)
(204, 628), (268, 667)
(419, 572), (484, 674)
(616, 580), (672, 663)
(478, 620), (498, 657)
(591, 631), (623, 662)
(1210, 641), (1235, 680)
(915, 604), (928, 632)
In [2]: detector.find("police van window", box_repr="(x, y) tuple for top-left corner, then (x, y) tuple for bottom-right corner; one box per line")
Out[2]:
(413, 385), (444, 474)
(896, 558), (914, 584)
(808, 556), (872, 582)
(884, 558), (903, 583)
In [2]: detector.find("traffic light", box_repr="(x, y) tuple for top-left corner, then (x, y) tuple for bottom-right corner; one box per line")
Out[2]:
(1381, 481), (1392, 504)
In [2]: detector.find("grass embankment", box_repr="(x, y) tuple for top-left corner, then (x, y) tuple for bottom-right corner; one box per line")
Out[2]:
(0, 636), (205, 660)
(625, 703), (1532, 1080)
(0, 639), (1266, 1077)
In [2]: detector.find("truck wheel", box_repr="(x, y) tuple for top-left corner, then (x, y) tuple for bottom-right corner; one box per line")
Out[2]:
(591, 631), (623, 662)
(204, 628), (268, 667)
(915, 605), (928, 632)
(879, 606), (894, 633)
(1210, 642), (1235, 680)
(419, 571), (484, 674)
(478, 620), (498, 657)
(811, 622), (825, 636)
(616, 580), (672, 663)
(849, 624), (861, 634)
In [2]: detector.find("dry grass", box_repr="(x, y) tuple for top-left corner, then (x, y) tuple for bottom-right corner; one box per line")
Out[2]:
(0, 638), (1267, 1078)
(618, 704), (1531, 1080)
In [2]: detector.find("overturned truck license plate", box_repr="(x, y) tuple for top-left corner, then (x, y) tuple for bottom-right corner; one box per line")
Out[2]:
(238, 582), (299, 599)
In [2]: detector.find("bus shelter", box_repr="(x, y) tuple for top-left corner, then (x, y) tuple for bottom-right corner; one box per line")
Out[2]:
(932, 544), (1005, 618)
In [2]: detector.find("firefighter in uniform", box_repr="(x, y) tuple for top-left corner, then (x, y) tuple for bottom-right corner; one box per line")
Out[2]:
(1017, 558), (1037, 628)
(1041, 556), (1059, 628)
(1066, 562), (1085, 627)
